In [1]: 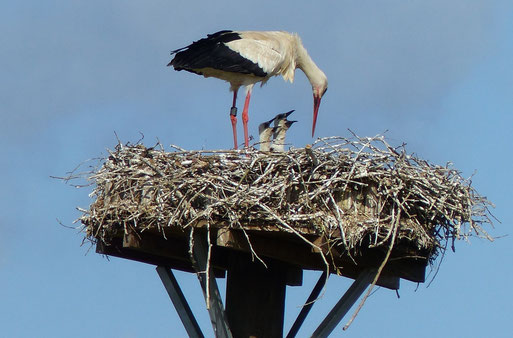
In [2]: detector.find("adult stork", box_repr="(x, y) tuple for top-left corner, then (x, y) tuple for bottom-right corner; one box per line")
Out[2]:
(168, 30), (328, 149)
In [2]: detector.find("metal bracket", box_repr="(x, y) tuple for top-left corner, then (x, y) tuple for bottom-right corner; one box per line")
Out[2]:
(156, 266), (204, 338)
(286, 271), (328, 338)
(311, 269), (376, 338)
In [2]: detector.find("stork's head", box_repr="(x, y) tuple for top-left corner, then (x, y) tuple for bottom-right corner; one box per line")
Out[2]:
(284, 120), (298, 130)
(259, 117), (275, 135)
(274, 110), (295, 123)
(274, 110), (295, 128)
(312, 74), (327, 137)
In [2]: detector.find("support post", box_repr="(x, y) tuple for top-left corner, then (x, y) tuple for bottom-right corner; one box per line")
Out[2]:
(191, 231), (233, 338)
(286, 271), (328, 338)
(311, 269), (376, 338)
(225, 254), (287, 338)
(156, 266), (204, 338)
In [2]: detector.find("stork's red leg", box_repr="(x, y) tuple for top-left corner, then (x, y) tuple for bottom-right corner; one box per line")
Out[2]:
(232, 89), (238, 108)
(242, 89), (252, 148)
(230, 90), (238, 149)
(230, 115), (238, 150)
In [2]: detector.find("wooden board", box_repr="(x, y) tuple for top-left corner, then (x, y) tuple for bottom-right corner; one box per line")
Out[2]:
(95, 224), (427, 289)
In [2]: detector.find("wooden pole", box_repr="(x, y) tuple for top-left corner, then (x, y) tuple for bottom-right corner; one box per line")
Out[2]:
(225, 254), (287, 338)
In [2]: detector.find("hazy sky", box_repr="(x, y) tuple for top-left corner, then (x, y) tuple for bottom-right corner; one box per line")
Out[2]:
(1, 1), (512, 337)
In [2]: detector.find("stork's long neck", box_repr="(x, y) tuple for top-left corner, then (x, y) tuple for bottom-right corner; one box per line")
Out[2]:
(259, 129), (273, 151)
(272, 128), (287, 152)
(274, 128), (286, 144)
(296, 42), (327, 91)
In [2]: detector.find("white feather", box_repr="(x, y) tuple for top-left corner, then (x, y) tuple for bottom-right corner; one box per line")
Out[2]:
(227, 31), (297, 83)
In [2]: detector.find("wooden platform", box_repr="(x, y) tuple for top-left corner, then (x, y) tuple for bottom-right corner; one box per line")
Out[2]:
(96, 221), (428, 290)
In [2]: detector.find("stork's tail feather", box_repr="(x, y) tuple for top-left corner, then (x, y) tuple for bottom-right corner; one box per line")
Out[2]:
(170, 46), (188, 55)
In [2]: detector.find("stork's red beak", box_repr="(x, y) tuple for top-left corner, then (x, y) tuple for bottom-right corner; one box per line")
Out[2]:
(312, 94), (322, 137)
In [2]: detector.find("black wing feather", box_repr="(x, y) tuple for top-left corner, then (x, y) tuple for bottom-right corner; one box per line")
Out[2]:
(168, 30), (267, 78)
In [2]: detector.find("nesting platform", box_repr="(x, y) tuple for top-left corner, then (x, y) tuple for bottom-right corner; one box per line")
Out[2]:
(78, 136), (493, 337)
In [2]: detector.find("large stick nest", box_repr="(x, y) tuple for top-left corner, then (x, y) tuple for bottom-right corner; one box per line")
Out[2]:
(80, 135), (493, 264)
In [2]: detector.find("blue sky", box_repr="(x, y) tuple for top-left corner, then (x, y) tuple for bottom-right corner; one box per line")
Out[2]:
(1, 1), (512, 337)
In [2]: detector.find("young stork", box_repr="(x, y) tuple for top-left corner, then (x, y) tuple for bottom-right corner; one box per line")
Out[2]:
(258, 117), (276, 151)
(271, 120), (297, 152)
(168, 30), (328, 149)
(259, 109), (294, 151)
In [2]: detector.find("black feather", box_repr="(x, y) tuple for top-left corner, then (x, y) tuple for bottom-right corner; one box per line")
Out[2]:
(168, 30), (267, 78)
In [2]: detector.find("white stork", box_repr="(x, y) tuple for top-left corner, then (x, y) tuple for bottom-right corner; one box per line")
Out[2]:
(168, 30), (328, 149)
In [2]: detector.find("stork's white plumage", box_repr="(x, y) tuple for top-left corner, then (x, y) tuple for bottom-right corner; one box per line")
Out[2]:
(168, 30), (328, 149)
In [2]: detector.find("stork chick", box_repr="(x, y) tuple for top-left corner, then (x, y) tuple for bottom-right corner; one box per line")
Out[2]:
(271, 120), (297, 152)
(258, 117), (276, 151)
